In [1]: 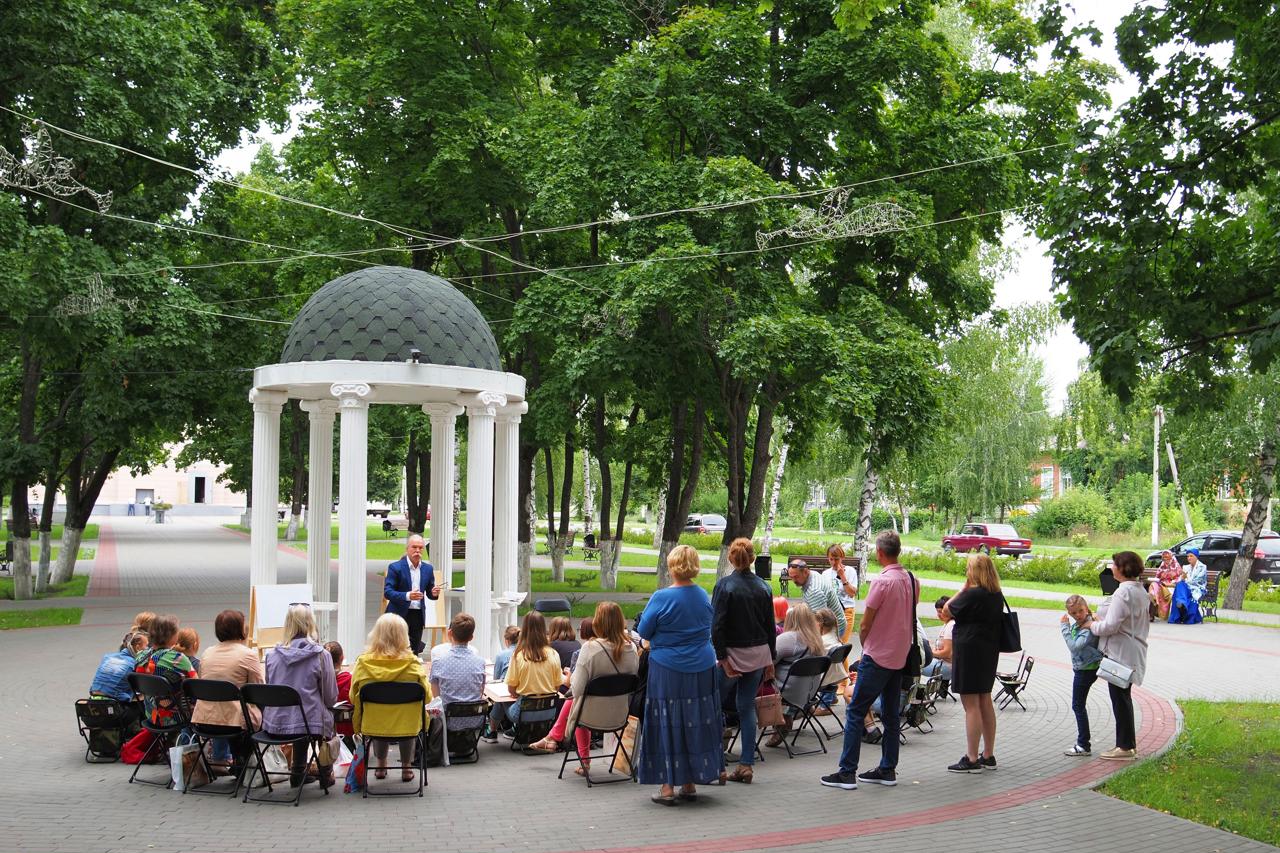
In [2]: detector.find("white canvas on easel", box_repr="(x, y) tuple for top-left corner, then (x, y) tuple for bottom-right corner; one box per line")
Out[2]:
(248, 583), (312, 654)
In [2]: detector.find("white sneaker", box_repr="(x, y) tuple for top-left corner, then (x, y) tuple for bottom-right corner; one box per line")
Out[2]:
(1064, 744), (1091, 756)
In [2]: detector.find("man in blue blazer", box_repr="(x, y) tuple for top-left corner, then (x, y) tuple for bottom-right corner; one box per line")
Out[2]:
(384, 534), (440, 655)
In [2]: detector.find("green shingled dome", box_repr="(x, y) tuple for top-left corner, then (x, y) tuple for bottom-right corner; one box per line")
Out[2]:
(281, 266), (502, 370)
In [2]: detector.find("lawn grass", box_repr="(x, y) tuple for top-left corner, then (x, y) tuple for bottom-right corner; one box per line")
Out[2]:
(1100, 700), (1280, 846)
(0, 523), (100, 543)
(0, 607), (83, 629)
(0, 574), (90, 600)
(1243, 599), (1280, 615)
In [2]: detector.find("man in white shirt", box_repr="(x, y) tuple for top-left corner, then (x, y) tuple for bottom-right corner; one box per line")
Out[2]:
(384, 534), (439, 655)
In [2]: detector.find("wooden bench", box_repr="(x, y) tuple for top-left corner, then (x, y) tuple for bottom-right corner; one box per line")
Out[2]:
(1138, 567), (1220, 622)
(781, 554), (861, 597)
(424, 538), (468, 562)
(583, 532), (601, 561)
(382, 518), (410, 537)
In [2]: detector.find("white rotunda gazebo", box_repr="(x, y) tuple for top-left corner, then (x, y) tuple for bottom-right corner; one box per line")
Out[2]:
(246, 266), (527, 660)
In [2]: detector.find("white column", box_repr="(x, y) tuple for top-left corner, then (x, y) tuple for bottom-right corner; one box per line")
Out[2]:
(424, 403), (464, 588)
(465, 392), (505, 660)
(333, 383), (372, 660)
(494, 402), (527, 646)
(249, 389), (287, 589)
(301, 400), (337, 640)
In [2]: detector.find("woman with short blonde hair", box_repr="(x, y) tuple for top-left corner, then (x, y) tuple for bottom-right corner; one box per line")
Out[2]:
(351, 613), (430, 782)
(634, 543), (722, 804)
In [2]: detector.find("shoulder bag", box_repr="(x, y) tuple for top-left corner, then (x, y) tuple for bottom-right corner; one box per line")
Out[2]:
(903, 572), (922, 679)
(1097, 656), (1133, 689)
(998, 595), (1022, 653)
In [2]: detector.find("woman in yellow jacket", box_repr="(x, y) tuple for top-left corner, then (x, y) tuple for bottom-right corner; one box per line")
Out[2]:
(351, 613), (432, 781)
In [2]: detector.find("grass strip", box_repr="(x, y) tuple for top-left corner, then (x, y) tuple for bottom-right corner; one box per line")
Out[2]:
(0, 607), (84, 629)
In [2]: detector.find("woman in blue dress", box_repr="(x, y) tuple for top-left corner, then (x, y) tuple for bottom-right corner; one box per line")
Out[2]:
(636, 544), (724, 805)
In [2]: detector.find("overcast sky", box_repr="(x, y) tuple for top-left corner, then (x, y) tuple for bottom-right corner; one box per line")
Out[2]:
(216, 1), (1142, 412)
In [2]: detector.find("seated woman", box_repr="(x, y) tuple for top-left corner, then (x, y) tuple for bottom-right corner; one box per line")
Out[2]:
(1184, 550), (1209, 602)
(529, 602), (640, 775)
(1149, 550), (1182, 619)
(91, 631), (146, 703)
(548, 616), (581, 682)
(351, 613), (432, 782)
(772, 596), (788, 635)
(487, 611), (561, 738)
(263, 604), (337, 789)
(191, 610), (264, 769)
(569, 618), (595, 671)
(134, 615), (197, 725)
(766, 603), (826, 747)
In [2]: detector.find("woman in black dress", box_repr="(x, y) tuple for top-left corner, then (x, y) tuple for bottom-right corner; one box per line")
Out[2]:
(942, 554), (1005, 773)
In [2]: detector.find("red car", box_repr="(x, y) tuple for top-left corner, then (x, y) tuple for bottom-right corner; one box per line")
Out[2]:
(941, 523), (1032, 556)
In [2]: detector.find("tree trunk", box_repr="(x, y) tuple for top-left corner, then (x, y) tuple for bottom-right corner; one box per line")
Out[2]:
(543, 446), (557, 561)
(582, 448), (595, 536)
(36, 452), (60, 593)
(452, 438), (461, 536)
(761, 436), (789, 557)
(853, 450), (880, 587)
(285, 402), (306, 541)
(552, 431), (574, 581)
(1224, 415), (1279, 610)
(518, 442), (535, 594)
(591, 398), (616, 590)
(52, 447), (119, 585)
(718, 389), (777, 577)
(405, 428), (430, 534)
(657, 400), (704, 587)
(652, 486), (667, 549)
(9, 342), (41, 599)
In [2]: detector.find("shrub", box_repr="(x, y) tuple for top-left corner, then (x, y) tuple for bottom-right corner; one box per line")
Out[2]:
(802, 506), (894, 534)
(899, 552), (1099, 587)
(1245, 580), (1280, 603)
(1071, 531), (1089, 548)
(1029, 488), (1111, 538)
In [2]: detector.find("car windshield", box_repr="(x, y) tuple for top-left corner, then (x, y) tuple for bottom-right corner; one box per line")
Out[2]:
(986, 524), (1019, 537)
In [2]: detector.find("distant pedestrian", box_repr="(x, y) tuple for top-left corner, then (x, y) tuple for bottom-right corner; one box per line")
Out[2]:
(1059, 595), (1101, 756)
(943, 554), (1004, 773)
(1090, 551), (1150, 761)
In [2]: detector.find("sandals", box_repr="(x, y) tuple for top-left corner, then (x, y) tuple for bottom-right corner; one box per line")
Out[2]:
(527, 738), (559, 753)
(574, 765), (590, 777)
(677, 785), (698, 802)
(374, 768), (388, 780)
(651, 792), (679, 806)
(726, 766), (753, 784)
(401, 770), (416, 782)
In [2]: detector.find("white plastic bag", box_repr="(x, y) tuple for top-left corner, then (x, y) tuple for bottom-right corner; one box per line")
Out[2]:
(169, 742), (200, 791)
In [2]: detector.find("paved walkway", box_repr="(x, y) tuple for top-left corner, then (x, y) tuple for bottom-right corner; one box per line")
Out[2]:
(3, 517), (1277, 853)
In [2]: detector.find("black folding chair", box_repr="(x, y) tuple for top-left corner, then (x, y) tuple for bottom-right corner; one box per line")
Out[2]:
(240, 684), (329, 806)
(761, 656), (831, 758)
(558, 673), (639, 786)
(814, 643), (854, 741)
(181, 679), (251, 796)
(358, 681), (428, 798)
(901, 678), (938, 735)
(75, 698), (140, 763)
(444, 701), (490, 765)
(509, 693), (561, 752)
(996, 656), (1035, 711)
(125, 672), (189, 787)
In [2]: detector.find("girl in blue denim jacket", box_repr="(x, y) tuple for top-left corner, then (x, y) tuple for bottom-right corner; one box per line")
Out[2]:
(1059, 595), (1103, 756)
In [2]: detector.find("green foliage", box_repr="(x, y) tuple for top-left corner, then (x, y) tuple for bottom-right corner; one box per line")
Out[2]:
(1245, 581), (1280, 604)
(0, 608), (83, 630)
(899, 551), (1099, 587)
(1029, 488), (1112, 537)
(802, 506), (893, 534)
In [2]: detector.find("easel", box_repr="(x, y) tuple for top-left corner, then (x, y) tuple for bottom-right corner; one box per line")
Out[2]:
(248, 583), (312, 659)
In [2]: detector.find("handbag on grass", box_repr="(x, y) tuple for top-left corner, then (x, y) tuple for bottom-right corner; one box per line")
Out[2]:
(999, 597), (1022, 653)
(1097, 656), (1134, 689)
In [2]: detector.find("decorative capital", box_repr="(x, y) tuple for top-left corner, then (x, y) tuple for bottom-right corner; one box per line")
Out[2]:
(330, 382), (372, 409)
(496, 401), (529, 425)
(466, 391), (507, 418)
(422, 401), (465, 420)
(299, 399), (339, 420)
(249, 388), (287, 414)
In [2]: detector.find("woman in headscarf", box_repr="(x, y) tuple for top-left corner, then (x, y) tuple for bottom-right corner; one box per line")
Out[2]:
(1148, 549), (1181, 620)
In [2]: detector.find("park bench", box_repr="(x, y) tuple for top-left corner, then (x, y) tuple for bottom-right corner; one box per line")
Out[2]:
(424, 538), (467, 562)
(382, 518), (410, 537)
(582, 532), (601, 561)
(0, 540), (10, 574)
(782, 554), (861, 597)
(1138, 567), (1220, 622)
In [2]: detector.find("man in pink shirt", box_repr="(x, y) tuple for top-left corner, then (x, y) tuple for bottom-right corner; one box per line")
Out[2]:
(821, 530), (918, 790)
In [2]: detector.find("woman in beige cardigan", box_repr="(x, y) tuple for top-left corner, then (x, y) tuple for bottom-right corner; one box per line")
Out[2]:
(529, 602), (639, 775)
(189, 610), (264, 768)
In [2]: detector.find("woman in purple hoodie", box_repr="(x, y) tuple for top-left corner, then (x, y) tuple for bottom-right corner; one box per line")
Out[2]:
(263, 604), (338, 788)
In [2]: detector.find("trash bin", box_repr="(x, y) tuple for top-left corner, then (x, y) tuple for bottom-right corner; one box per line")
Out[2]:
(154, 509), (166, 524)
(754, 554), (772, 580)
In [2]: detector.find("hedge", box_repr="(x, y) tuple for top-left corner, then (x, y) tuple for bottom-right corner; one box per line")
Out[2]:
(899, 552), (1099, 587)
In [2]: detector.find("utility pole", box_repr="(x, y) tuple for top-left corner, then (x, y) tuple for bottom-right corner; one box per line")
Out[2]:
(1165, 440), (1193, 536)
(1152, 405), (1162, 547)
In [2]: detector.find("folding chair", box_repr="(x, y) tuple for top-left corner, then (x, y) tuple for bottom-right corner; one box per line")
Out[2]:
(444, 701), (490, 764)
(558, 673), (640, 786)
(240, 684), (329, 806)
(181, 679), (251, 796)
(533, 598), (572, 618)
(814, 643), (853, 741)
(125, 672), (189, 787)
(75, 698), (140, 763)
(357, 681), (428, 798)
(509, 693), (561, 752)
(996, 656), (1034, 711)
(901, 679), (937, 735)
(995, 651), (1025, 682)
(761, 656), (831, 758)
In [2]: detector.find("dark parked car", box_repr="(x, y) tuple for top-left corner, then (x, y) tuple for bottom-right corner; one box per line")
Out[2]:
(683, 513), (727, 535)
(941, 523), (1031, 556)
(1145, 530), (1280, 583)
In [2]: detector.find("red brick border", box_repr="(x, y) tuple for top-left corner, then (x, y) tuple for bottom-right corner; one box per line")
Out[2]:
(553, 686), (1178, 853)
(86, 523), (117, 597)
